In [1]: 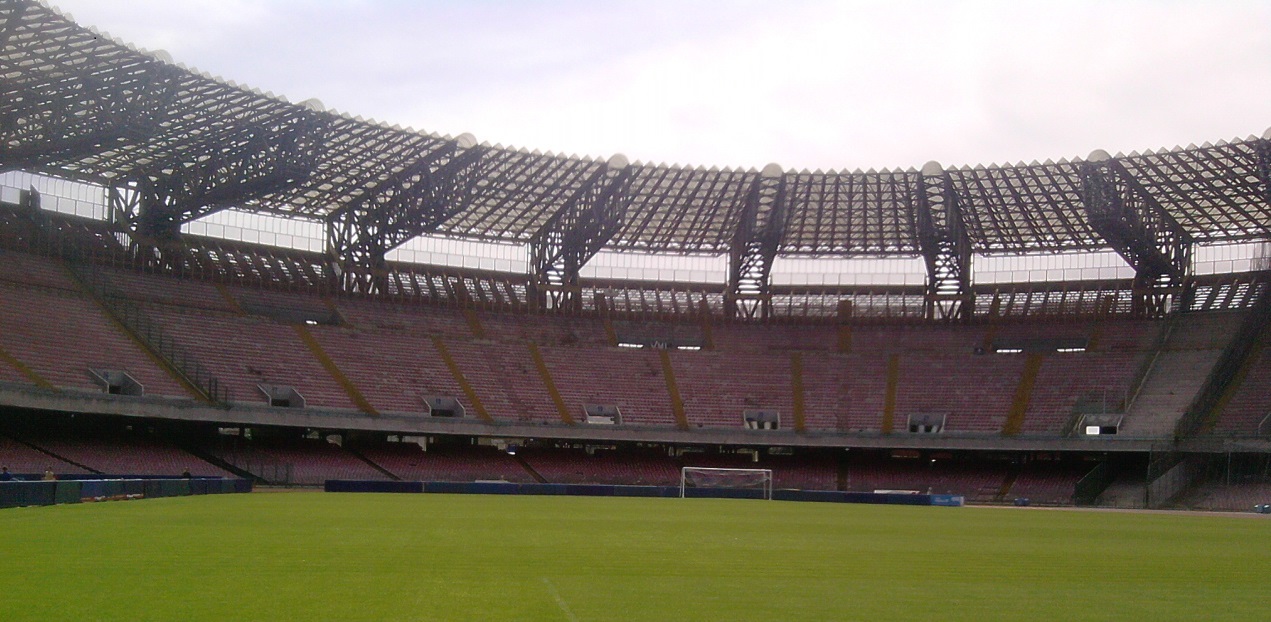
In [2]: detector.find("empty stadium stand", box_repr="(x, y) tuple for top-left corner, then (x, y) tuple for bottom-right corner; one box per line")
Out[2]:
(209, 436), (386, 486)
(18, 429), (233, 477)
(1120, 312), (1242, 437)
(1, 2), (1268, 510)
(2, 248), (1250, 445)
(1209, 327), (1271, 436)
(356, 441), (535, 483)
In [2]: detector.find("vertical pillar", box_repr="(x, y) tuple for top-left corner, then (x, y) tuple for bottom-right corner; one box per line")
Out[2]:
(1081, 150), (1192, 317)
(726, 163), (786, 320)
(916, 161), (973, 321)
(528, 154), (631, 312)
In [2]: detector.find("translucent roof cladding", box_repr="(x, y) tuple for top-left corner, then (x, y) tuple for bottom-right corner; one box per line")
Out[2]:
(948, 160), (1105, 252)
(611, 165), (755, 253)
(437, 150), (604, 242)
(782, 169), (921, 255)
(4, 1), (1270, 257)
(1117, 139), (1271, 242)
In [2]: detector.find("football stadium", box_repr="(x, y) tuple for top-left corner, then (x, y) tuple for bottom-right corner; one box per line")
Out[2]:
(1, 1), (1270, 619)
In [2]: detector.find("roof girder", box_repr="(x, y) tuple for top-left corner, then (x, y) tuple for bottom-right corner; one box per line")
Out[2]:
(726, 168), (787, 319)
(1081, 157), (1193, 315)
(529, 160), (633, 310)
(3, 3), (1270, 258)
(325, 138), (487, 293)
(916, 166), (973, 321)
(115, 109), (329, 239)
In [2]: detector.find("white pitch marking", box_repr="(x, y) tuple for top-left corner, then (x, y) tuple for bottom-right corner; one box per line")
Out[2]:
(541, 577), (579, 622)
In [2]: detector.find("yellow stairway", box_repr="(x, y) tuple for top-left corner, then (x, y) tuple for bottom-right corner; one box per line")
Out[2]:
(659, 350), (690, 430)
(528, 342), (575, 424)
(294, 324), (379, 416)
(1002, 354), (1044, 436)
(431, 336), (492, 422)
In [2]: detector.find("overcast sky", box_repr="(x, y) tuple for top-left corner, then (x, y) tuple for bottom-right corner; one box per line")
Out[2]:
(46, 0), (1271, 172)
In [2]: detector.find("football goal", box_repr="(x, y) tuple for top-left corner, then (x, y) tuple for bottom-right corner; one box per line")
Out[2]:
(680, 467), (773, 500)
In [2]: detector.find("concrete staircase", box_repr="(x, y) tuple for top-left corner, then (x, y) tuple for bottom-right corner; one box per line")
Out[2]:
(1095, 473), (1147, 509)
(1119, 313), (1241, 438)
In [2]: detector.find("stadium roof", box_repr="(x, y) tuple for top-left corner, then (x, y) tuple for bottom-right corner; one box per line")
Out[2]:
(2, 0), (1269, 258)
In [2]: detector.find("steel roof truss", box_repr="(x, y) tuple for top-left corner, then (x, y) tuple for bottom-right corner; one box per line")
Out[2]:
(529, 161), (632, 310)
(1081, 158), (1193, 316)
(916, 168), (972, 321)
(1257, 138), (1271, 214)
(726, 170), (786, 319)
(325, 140), (486, 293)
(110, 109), (327, 241)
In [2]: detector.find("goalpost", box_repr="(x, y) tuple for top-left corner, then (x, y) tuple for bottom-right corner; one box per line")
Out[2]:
(680, 467), (773, 500)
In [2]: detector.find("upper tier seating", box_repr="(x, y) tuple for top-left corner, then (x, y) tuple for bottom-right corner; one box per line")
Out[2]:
(1210, 329), (1271, 435)
(475, 310), (611, 347)
(0, 249), (79, 290)
(143, 305), (359, 410)
(476, 341), (562, 423)
(0, 280), (190, 397)
(710, 323), (838, 353)
(303, 322), (466, 416)
(98, 266), (238, 313)
(671, 350), (794, 429)
(337, 298), (475, 338)
(0, 250), (1227, 440)
(539, 345), (677, 427)
(799, 352), (892, 433)
(893, 352), (1024, 434)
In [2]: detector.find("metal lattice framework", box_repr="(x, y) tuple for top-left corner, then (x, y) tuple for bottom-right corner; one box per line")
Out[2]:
(325, 135), (487, 294)
(528, 154), (633, 310)
(726, 163), (787, 319)
(916, 161), (972, 321)
(1081, 151), (1193, 315)
(3, 0), (1270, 319)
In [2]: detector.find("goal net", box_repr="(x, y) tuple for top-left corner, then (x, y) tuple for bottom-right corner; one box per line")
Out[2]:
(680, 467), (773, 499)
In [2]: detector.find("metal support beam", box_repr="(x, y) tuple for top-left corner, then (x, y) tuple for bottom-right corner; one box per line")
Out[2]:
(0, 1), (27, 49)
(916, 161), (973, 322)
(1257, 128), (1271, 206)
(0, 59), (172, 173)
(528, 154), (632, 311)
(725, 163), (787, 320)
(104, 106), (327, 274)
(1081, 150), (1193, 317)
(326, 134), (487, 294)
(115, 109), (327, 241)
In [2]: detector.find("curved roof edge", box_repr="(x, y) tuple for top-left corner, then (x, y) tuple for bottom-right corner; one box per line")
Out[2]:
(6, 1), (1269, 256)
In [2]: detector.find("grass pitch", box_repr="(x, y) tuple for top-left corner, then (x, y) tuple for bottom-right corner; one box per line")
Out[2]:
(1, 493), (1268, 621)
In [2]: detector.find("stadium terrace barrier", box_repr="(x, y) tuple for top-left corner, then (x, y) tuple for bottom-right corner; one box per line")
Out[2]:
(0, 478), (252, 509)
(323, 480), (965, 507)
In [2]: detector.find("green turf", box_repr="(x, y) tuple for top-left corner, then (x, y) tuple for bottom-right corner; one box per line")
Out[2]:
(1, 493), (1268, 621)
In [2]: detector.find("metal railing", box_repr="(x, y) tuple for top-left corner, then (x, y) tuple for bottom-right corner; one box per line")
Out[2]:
(1174, 288), (1271, 438)
(1073, 461), (1113, 505)
(66, 262), (233, 405)
(1121, 312), (1180, 412)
